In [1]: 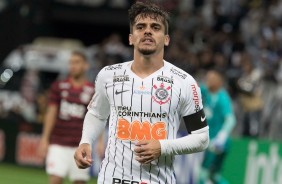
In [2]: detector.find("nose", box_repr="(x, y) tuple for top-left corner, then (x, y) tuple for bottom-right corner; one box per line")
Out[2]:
(144, 27), (152, 35)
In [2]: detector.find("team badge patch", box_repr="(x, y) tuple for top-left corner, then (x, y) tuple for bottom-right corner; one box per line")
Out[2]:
(152, 83), (171, 105)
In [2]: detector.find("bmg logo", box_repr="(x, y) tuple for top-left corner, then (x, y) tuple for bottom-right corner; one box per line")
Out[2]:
(112, 178), (147, 184)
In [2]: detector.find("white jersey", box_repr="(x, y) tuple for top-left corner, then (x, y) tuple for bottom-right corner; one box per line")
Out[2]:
(88, 61), (204, 184)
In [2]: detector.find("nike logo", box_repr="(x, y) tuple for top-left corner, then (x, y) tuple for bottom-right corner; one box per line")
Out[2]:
(201, 116), (206, 122)
(115, 89), (130, 95)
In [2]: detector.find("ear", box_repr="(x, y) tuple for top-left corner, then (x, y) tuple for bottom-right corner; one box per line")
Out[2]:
(129, 34), (133, 45)
(164, 35), (170, 46)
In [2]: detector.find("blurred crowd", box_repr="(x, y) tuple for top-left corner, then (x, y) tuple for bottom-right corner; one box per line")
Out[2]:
(1, 0), (282, 141)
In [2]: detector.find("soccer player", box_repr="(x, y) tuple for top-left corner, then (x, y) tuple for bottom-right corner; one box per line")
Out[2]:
(199, 69), (236, 184)
(38, 51), (95, 184)
(74, 2), (209, 184)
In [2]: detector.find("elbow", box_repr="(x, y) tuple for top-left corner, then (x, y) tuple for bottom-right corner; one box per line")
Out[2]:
(200, 131), (210, 151)
(203, 134), (210, 151)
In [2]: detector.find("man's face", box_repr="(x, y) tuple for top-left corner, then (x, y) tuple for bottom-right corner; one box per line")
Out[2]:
(206, 71), (222, 91)
(129, 15), (170, 55)
(69, 54), (88, 78)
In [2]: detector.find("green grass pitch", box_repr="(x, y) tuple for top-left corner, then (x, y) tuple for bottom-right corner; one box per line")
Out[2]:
(0, 163), (97, 184)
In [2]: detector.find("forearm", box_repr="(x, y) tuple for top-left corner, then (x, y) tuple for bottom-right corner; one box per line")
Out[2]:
(79, 111), (107, 146)
(221, 114), (236, 135)
(42, 105), (58, 140)
(159, 126), (209, 156)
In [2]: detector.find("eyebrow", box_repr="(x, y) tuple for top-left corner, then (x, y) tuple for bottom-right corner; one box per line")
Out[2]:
(135, 22), (162, 27)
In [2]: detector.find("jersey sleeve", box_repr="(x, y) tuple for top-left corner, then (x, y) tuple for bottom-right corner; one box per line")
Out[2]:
(220, 91), (233, 117)
(87, 69), (111, 120)
(180, 76), (204, 117)
(48, 81), (60, 106)
(180, 76), (208, 133)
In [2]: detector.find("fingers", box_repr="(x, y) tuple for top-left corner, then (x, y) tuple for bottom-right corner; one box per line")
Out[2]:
(74, 144), (93, 169)
(135, 155), (154, 164)
(134, 141), (159, 164)
(135, 140), (149, 147)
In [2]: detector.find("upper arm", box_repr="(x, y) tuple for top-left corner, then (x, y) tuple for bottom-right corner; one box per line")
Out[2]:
(45, 104), (58, 120)
(180, 77), (208, 133)
(87, 70), (110, 119)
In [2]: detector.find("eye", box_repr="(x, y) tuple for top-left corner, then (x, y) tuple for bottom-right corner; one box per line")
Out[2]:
(136, 25), (143, 30)
(153, 25), (161, 31)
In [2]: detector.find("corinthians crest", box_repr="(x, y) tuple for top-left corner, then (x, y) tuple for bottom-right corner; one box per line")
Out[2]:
(152, 83), (171, 105)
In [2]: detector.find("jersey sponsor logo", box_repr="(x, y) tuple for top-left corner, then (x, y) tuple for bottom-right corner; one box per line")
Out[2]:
(59, 100), (86, 119)
(191, 84), (200, 112)
(152, 83), (171, 105)
(157, 75), (174, 84)
(117, 119), (167, 141)
(112, 178), (142, 184)
(170, 68), (187, 79)
(105, 64), (123, 70)
(134, 85), (151, 95)
(201, 115), (206, 122)
(116, 106), (167, 118)
(61, 90), (69, 98)
(113, 75), (130, 82)
(115, 89), (130, 95)
(59, 82), (71, 89)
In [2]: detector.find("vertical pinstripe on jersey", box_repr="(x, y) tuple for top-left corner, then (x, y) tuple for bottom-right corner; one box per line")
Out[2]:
(149, 78), (154, 183)
(102, 82), (111, 184)
(130, 78), (135, 179)
(112, 72), (119, 177)
(170, 88), (182, 183)
(139, 80), (144, 181)
(121, 70), (127, 179)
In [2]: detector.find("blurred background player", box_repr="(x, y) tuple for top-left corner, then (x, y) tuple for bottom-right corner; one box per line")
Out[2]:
(199, 69), (236, 184)
(38, 51), (95, 184)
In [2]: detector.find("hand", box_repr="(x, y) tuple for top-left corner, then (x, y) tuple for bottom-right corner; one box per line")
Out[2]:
(37, 138), (49, 159)
(134, 140), (161, 164)
(209, 131), (227, 153)
(74, 143), (93, 169)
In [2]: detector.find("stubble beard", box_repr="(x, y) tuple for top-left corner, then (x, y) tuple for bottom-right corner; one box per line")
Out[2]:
(138, 47), (156, 55)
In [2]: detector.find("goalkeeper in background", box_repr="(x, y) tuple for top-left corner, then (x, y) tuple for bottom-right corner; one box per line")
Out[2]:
(199, 69), (236, 184)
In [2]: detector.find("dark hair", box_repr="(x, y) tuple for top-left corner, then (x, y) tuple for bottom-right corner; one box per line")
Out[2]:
(72, 50), (87, 62)
(128, 1), (170, 34)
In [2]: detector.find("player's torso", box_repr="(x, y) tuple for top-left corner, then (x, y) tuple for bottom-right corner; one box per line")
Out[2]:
(98, 62), (190, 184)
(51, 80), (94, 146)
(56, 80), (94, 121)
(104, 62), (186, 142)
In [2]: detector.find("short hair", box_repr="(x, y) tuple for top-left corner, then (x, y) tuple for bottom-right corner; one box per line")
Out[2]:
(71, 50), (87, 62)
(128, 1), (170, 34)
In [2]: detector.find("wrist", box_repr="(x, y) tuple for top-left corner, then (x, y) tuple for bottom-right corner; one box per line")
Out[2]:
(159, 140), (168, 156)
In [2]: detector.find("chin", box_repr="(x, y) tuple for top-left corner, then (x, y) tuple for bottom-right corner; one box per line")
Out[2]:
(138, 48), (156, 55)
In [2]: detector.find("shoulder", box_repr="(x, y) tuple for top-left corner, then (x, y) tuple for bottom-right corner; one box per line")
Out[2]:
(95, 61), (130, 84)
(85, 80), (94, 88)
(165, 61), (196, 84)
(103, 62), (130, 72)
(219, 89), (232, 102)
(51, 79), (70, 90)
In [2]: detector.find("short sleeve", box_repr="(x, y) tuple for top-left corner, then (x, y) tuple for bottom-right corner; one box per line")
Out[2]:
(220, 91), (233, 117)
(180, 77), (204, 117)
(87, 69), (111, 119)
(48, 81), (60, 106)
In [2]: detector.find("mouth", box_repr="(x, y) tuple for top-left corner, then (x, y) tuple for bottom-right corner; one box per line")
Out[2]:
(141, 37), (154, 44)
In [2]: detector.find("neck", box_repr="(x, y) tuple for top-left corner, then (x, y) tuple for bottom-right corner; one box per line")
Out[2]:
(70, 75), (86, 87)
(209, 86), (221, 93)
(131, 50), (164, 78)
